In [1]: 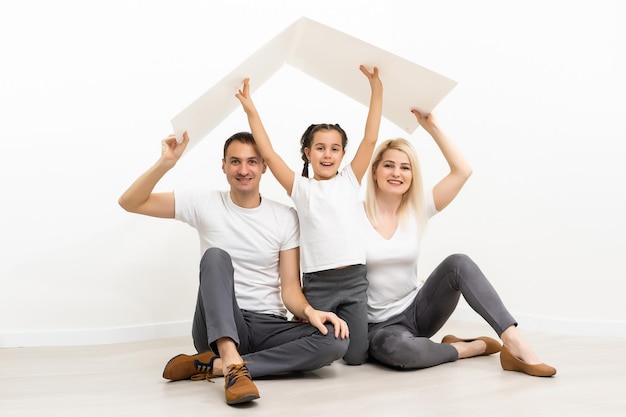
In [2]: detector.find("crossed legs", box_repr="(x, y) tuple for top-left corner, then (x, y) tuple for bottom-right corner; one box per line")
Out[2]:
(192, 247), (348, 378)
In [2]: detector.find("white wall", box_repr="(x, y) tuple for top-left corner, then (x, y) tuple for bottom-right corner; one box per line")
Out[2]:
(1, 0), (624, 347)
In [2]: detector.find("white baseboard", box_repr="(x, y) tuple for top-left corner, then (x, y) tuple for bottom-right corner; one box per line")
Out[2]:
(0, 320), (191, 348)
(450, 307), (626, 338)
(2, 312), (625, 348)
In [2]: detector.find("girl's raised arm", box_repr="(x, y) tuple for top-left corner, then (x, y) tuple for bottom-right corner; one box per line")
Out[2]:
(351, 65), (383, 183)
(236, 78), (296, 194)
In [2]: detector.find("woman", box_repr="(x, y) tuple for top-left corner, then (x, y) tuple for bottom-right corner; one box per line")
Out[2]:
(362, 110), (556, 377)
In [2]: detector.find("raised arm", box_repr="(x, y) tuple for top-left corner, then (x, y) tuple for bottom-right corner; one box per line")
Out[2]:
(350, 65), (383, 182)
(412, 110), (473, 211)
(118, 131), (190, 218)
(235, 78), (296, 194)
(279, 248), (348, 339)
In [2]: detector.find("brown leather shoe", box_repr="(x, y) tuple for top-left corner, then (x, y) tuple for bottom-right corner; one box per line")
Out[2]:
(162, 351), (218, 381)
(441, 334), (502, 356)
(224, 363), (260, 405)
(500, 345), (556, 377)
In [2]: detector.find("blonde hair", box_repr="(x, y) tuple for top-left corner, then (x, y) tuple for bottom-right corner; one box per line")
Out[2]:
(365, 138), (427, 229)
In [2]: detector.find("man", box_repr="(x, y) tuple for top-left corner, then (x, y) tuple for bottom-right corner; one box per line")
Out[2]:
(119, 131), (349, 405)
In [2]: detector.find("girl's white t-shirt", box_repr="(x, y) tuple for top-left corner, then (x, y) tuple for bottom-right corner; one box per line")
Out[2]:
(291, 165), (365, 273)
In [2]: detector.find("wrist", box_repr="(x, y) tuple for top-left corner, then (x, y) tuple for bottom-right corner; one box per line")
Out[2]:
(302, 304), (314, 319)
(156, 156), (177, 172)
(425, 124), (440, 135)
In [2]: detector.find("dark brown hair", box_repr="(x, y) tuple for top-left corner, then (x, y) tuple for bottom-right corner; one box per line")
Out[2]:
(223, 132), (256, 159)
(299, 124), (348, 177)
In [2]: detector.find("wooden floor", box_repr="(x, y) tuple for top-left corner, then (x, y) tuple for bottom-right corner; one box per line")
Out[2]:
(1, 320), (625, 417)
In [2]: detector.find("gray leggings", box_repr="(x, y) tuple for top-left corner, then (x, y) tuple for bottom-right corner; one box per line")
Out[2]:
(367, 253), (517, 369)
(191, 247), (349, 377)
(302, 264), (369, 365)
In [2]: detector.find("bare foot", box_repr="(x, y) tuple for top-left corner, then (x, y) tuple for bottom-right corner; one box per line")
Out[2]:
(500, 326), (541, 364)
(453, 340), (487, 359)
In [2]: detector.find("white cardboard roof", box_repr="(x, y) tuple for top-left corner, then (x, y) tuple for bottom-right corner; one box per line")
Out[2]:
(171, 17), (457, 148)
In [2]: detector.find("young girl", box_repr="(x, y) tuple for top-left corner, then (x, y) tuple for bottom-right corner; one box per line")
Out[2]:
(236, 65), (383, 365)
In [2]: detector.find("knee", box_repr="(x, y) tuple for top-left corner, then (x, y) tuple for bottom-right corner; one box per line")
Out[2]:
(369, 331), (404, 368)
(200, 247), (231, 265)
(199, 247), (232, 274)
(199, 247), (233, 284)
(442, 253), (478, 276)
(443, 253), (472, 267)
(318, 325), (350, 361)
(369, 331), (431, 369)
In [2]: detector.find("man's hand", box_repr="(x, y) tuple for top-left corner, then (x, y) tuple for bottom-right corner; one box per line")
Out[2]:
(303, 305), (349, 339)
(160, 131), (189, 167)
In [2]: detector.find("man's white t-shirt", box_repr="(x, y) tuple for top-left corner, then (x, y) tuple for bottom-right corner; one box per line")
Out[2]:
(174, 190), (299, 317)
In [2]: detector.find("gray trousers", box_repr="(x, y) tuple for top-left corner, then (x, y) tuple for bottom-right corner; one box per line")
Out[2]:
(367, 254), (517, 369)
(302, 264), (369, 365)
(191, 247), (349, 378)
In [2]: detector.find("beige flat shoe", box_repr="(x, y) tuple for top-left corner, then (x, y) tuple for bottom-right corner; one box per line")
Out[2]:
(500, 345), (556, 377)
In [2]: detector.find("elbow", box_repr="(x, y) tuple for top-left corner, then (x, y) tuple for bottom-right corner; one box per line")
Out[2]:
(118, 196), (129, 212)
(118, 195), (135, 213)
(458, 160), (473, 181)
(452, 165), (472, 182)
